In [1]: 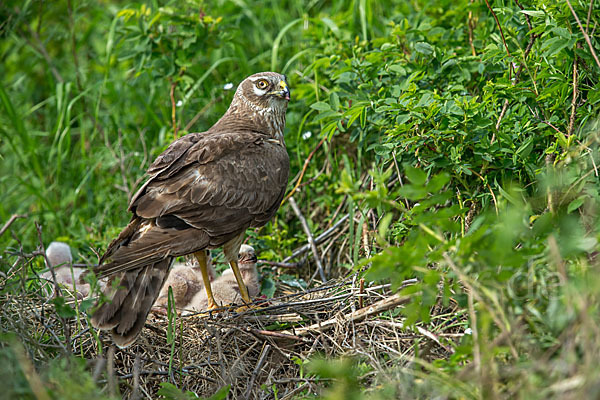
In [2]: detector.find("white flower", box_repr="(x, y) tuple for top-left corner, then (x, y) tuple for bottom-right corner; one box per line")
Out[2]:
(176, 100), (183, 107)
(302, 131), (312, 140)
(223, 82), (234, 90)
(465, 327), (472, 335)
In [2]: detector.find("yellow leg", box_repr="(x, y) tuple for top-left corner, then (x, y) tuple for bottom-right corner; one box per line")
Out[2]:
(229, 260), (251, 304)
(195, 250), (217, 310)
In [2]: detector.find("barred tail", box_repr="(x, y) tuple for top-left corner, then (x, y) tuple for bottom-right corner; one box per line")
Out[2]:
(90, 257), (173, 348)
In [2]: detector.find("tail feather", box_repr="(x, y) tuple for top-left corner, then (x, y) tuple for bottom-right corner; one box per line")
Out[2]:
(96, 220), (208, 278)
(91, 258), (172, 348)
(91, 217), (210, 347)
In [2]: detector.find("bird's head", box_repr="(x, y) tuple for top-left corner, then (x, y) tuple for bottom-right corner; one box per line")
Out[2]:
(46, 241), (73, 267)
(214, 71), (291, 140)
(236, 72), (290, 111)
(238, 244), (258, 265)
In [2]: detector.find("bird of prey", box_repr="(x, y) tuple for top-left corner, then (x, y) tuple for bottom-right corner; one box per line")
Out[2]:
(184, 244), (260, 313)
(90, 72), (290, 347)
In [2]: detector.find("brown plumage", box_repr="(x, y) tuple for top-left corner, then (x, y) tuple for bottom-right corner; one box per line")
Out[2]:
(151, 253), (216, 314)
(184, 244), (260, 313)
(91, 72), (290, 347)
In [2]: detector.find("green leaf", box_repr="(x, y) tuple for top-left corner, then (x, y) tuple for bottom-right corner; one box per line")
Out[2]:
(345, 105), (366, 127)
(310, 101), (332, 112)
(516, 138), (533, 159)
(520, 10), (545, 18)
(542, 36), (571, 57)
(426, 173), (450, 193)
(207, 385), (231, 400)
(414, 42), (434, 55)
(51, 296), (77, 319)
(320, 17), (340, 37)
(389, 64), (406, 75)
(261, 277), (276, 298)
(156, 382), (203, 399)
(404, 165), (427, 185)
(79, 298), (95, 312)
(567, 196), (586, 213)
(279, 274), (308, 289)
(330, 92), (340, 110)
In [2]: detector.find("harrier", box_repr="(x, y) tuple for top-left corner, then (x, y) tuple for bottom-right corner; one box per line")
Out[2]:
(91, 72), (290, 347)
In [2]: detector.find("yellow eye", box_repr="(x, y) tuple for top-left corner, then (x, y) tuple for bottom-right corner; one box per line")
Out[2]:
(256, 79), (269, 89)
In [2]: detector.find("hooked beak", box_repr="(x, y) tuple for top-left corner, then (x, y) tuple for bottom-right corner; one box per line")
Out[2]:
(270, 80), (290, 101)
(239, 252), (258, 264)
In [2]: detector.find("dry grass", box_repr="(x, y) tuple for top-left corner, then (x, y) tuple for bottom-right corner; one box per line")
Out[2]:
(0, 253), (465, 399)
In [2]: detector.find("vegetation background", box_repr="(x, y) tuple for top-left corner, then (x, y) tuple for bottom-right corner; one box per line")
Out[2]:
(1, 0), (599, 398)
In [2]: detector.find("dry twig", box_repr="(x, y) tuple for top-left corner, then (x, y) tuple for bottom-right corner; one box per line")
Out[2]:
(283, 214), (349, 263)
(569, 55), (579, 136)
(289, 293), (412, 336)
(0, 214), (27, 238)
(289, 197), (326, 282)
(245, 344), (271, 398)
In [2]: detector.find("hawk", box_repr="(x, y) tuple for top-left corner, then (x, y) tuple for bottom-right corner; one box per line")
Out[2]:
(90, 72), (290, 347)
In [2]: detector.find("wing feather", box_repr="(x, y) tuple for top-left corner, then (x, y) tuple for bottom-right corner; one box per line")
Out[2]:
(131, 130), (289, 236)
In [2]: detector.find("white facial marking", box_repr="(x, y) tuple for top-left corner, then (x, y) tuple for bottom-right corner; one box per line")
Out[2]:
(220, 73), (287, 144)
(248, 75), (270, 82)
(253, 85), (268, 97)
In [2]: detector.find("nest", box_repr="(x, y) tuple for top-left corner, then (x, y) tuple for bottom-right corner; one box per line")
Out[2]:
(0, 268), (465, 399)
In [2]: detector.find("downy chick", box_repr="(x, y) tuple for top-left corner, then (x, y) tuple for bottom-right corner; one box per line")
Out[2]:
(152, 251), (216, 314)
(184, 244), (259, 313)
(41, 242), (89, 298)
(41, 242), (107, 298)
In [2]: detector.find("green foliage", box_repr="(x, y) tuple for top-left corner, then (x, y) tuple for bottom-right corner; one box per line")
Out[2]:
(308, 357), (367, 400)
(157, 382), (230, 400)
(0, 338), (117, 400)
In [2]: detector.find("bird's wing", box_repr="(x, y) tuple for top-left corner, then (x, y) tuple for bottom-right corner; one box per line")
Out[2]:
(131, 130), (289, 239)
(97, 130), (288, 275)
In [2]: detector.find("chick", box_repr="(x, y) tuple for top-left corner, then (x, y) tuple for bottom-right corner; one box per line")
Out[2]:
(152, 251), (216, 314)
(184, 244), (260, 313)
(41, 242), (89, 298)
(45, 242), (73, 269)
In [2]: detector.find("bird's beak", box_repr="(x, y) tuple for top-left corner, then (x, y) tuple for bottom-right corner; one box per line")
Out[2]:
(239, 252), (258, 264)
(270, 80), (290, 101)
